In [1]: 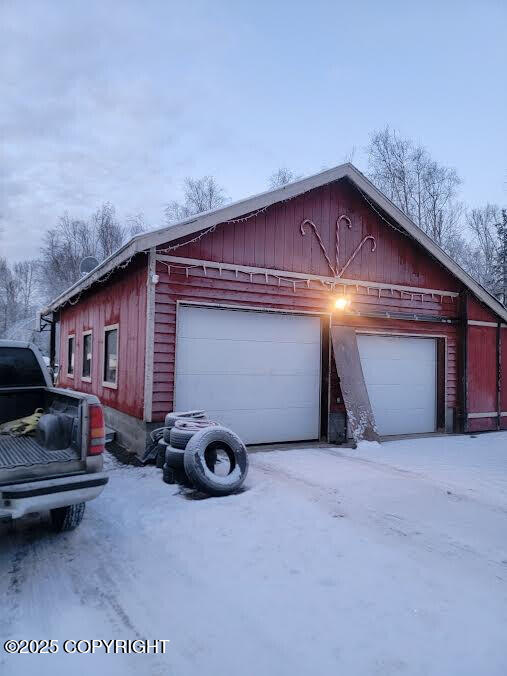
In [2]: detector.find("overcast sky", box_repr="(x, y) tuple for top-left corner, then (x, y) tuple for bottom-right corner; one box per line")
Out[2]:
(1, 0), (506, 262)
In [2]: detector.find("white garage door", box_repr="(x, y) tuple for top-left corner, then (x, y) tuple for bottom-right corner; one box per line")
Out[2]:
(357, 334), (436, 436)
(174, 306), (321, 444)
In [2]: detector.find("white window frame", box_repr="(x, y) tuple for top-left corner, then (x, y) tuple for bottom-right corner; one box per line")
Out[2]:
(81, 329), (93, 382)
(102, 323), (119, 389)
(66, 334), (75, 378)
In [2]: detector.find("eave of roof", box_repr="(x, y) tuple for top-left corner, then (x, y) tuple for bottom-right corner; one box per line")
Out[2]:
(42, 163), (507, 323)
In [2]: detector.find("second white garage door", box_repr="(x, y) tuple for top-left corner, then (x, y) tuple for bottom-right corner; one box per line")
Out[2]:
(174, 306), (321, 444)
(357, 334), (437, 436)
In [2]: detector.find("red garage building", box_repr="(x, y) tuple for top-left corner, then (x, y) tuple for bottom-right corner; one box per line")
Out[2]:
(41, 164), (507, 452)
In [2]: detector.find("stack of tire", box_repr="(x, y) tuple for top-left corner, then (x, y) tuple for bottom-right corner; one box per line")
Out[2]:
(157, 410), (249, 497)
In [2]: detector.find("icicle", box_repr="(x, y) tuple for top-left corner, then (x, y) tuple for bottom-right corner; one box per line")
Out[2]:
(235, 268), (239, 278)
(203, 265), (207, 276)
(293, 281), (296, 292)
(265, 272), (269, 283)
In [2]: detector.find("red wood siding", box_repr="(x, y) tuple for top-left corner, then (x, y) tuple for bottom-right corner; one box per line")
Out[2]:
(467, 324), (497, 419)
(166, 180), (461, 292)
(57, 177), (507, 438)
(466, 296), (501, 430)
(58, 259), (147, 418)
(501, 327), (507, 430)
(152, 264), (459, 422)
(467, 295), (498, 322)
(152, 177), (463, 422)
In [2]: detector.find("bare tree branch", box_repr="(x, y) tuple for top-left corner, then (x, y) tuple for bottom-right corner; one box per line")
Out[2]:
(268, 168), (302, 189)
(165, 176), (227, 224)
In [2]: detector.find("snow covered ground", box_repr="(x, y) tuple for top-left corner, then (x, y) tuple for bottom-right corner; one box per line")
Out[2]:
(1, 433), (507, 676)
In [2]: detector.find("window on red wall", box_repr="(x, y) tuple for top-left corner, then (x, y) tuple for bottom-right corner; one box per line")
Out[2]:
(67, 335), (75, 377)
(103, 325), (118, 388)
(82, 331), (92, 381)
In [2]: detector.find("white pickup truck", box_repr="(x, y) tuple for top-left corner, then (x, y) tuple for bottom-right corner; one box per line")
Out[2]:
(0, 340), (108, 531)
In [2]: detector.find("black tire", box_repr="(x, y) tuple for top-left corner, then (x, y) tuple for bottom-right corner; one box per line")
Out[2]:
(50, 503), (86, 531)
(156, 441), (167, 468)
(162, 464), (177, 484)
(164, 410), (206, 428)
(162, 463), (191, 486)
(170, 426), (195, 450)
(164, 444), (185, 469)
(183, 426), (249, 497)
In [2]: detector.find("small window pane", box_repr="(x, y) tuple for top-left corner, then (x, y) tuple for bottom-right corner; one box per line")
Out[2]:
(82, 333), (92, 378)
(67, 336), (75, 375)
(104, 328), (118, 384)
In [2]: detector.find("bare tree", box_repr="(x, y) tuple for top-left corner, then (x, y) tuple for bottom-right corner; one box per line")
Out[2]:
(268, 168), (301, 189)
(165, 176), (227, 224)
(367, 127), (463, 248)
(467, 204), (501, 293)
(494, 209), (507, 304)
(39, 203), (145, 299)
(126, 212), (146, 236)
(0, 257), (17, 335)
(92, 202), (126, 258)
(13, 259), (38, 315)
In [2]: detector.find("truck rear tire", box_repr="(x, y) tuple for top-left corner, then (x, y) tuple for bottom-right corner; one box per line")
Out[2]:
(50, 502), (86, 532)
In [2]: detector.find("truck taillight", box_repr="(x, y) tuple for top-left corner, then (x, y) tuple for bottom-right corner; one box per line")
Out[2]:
(88, 404), (105, 455)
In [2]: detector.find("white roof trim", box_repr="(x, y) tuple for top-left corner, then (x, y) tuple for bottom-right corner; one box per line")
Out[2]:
(42, 163), (507, 322)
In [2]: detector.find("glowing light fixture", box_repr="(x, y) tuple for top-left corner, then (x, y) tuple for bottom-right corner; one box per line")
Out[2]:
(334, 296), (351, 311)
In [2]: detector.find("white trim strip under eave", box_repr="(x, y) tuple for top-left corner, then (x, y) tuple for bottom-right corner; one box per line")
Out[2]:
(40, 163), (507, 323)
(467, 412), (507, 419)
(156, 255), (459, 298)
(467, 320), (499, 327)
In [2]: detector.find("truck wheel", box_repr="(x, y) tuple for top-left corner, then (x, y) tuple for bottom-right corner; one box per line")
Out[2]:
(50, 503), (86, 532)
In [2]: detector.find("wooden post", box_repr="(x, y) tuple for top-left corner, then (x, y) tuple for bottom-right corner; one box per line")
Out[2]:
(497, 322), (501, 430)
(143, 248), (156, 423)
(330, 324), (379, 443)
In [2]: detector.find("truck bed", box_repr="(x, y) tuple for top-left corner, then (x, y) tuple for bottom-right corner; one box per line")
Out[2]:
(0, 435), (77, 470)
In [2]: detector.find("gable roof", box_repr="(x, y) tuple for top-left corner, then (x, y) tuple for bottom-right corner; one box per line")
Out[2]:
(42, 163), (507, 322)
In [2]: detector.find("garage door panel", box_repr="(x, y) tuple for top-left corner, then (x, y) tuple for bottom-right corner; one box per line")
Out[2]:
(375, 408), (435, 436)
(175, 373), (320, 410)
(175, 307), (321, 444)
(203, 407), (321, 445)
(366, 384), (433, 409)
(176, 338), (320, 376)
(357, 335), (436, 436)
(178, 306), (320, 343)
(359, 357), (435, 385)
